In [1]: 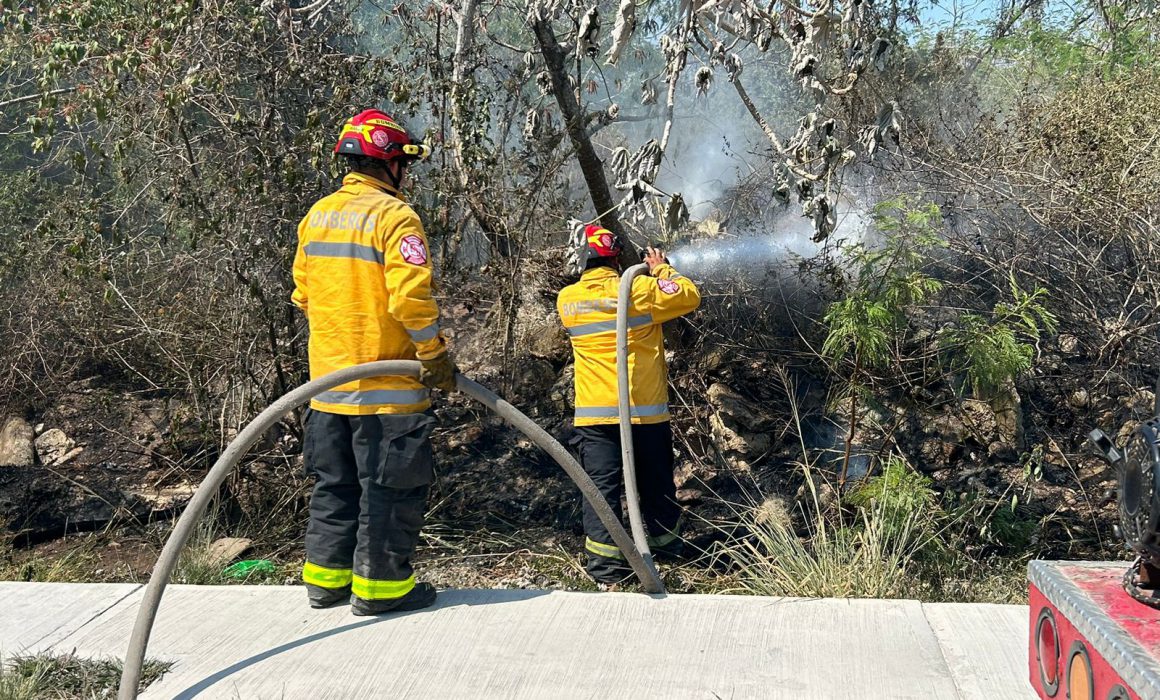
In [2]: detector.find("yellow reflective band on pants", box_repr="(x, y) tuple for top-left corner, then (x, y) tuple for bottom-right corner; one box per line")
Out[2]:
(352, 573), (416, 600)
(303, 561), (352, 589)
(585, 537), (624, 560)
(648, 530), (680, 548)
(648, 516), (684, 548)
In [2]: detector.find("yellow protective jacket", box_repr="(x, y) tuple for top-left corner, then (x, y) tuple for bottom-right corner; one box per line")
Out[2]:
(291, 172), (445, 415)
(557, 264), (700, 426)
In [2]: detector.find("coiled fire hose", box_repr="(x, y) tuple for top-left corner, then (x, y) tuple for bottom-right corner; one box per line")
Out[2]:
(118, 361), (665, 699)
(616, 264), (657, 574)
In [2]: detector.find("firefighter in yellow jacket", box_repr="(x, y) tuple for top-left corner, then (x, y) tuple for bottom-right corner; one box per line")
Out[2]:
(557, 224), (700, 582)
(291, 109), (456, 614)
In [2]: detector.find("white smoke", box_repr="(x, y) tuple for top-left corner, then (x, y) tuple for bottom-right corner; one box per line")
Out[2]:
(667, 200), (871, 277)
(653, 117), (750, 221)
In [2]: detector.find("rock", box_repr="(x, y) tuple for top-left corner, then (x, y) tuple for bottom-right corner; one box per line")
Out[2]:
(33, 423), (45, 435)
(709, 412), (770, 454)
(708, 383), (774, 431)
(548, 365), (575, 414)
(34, 429), (75, 466)
(918, 438), (960, 470)
(922, 393), (1023, 466)
(1057, 334), (1080, 354)
(932, 383), (1024, 454)
(988, 380), (1025, 451)
(987, 440), (1017, 461)
(132, 482), (197, 512)
(697, 346), (731, 373)
(206, 537), (253, 567)
(960, 399), (999, 444)
(53, 446), (84, 466)
(929, 413), (968, 444)
(707, 383), (772, 470)
(525, 321), (568, 360)
(0, 417), (35, 467)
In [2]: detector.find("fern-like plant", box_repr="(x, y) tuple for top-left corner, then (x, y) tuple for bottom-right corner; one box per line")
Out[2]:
(941, 273), (1057, 396)
(822, 197), (945, 480)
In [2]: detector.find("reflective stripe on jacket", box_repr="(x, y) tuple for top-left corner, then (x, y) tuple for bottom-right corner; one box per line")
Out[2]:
(292, 172), (445, 415)
(557, 264), (700, 426)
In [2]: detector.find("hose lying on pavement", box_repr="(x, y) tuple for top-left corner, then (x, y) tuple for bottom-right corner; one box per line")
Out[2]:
(616, 264), (657, 575)
(118, 361), (665, 700)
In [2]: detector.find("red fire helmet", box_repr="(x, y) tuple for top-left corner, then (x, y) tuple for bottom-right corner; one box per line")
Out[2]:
(583, 224), (622, 258)
(334, 109), (431, 164)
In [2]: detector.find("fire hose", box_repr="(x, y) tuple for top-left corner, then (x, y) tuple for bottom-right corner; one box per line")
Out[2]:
(616, 263), (657, 573)
(117, 361), (665, 699)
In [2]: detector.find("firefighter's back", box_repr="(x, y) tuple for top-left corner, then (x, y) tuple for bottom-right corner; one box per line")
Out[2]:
(292, 173), (441, 415)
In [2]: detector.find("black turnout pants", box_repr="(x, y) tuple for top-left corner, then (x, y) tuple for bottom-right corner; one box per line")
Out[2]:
(302, 408), (435, 602)
(573, 421), (682, 581)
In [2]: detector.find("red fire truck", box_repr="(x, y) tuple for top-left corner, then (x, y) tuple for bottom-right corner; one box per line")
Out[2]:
(1029, 418), (1160, 700)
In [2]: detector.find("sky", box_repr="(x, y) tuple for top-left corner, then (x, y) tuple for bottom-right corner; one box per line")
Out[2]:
(918, 1), (1089, 30)
(920, 0), (999, 27)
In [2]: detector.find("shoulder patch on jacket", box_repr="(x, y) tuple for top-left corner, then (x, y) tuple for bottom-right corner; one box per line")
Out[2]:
(657, 278), (679, 294)
(399, 235), (428, 265)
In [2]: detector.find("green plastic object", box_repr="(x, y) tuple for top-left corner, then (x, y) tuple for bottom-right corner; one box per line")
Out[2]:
(222, 559), (275, 579)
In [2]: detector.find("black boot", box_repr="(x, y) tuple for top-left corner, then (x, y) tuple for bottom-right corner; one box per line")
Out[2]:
(651, 540), (686, 563)
(586, 554), (634, 584)
(351, 582), (437, 616)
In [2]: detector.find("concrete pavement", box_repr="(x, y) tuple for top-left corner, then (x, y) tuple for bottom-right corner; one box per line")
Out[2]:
(0, 582), (1032, 699)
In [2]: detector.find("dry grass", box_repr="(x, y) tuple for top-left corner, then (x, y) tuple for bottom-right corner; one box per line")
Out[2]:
(705, 492), (928, 600)
(0, 538), (103, 584)
(0, 653), (170, 700)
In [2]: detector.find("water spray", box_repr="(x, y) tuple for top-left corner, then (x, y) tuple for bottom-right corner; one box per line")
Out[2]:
(664, 205), (870, 278)
(666, 233), (814, 277)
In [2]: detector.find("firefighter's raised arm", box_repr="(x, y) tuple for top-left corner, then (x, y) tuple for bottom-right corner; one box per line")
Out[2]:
(631, 246), (700, 324)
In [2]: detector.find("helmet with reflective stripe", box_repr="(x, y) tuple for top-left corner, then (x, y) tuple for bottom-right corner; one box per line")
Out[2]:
(568, 221), (623, 274)
(334, 109), (431, 164)
(584, 224), (622, 258)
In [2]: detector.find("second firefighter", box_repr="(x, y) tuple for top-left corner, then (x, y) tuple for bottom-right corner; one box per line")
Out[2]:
(556, 224), (701, 583)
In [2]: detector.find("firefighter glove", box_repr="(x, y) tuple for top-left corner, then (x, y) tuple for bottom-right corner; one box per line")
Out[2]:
(420, 352), (458, 392)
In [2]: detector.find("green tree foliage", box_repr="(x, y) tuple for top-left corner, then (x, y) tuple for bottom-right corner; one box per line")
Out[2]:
(823, 198), (945, 369)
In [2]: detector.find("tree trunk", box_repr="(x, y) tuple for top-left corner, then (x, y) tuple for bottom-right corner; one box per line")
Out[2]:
(449, 0), (513, 258)
(531, 18), (623, 235)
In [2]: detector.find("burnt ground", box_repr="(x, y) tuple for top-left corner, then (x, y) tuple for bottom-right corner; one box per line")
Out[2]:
(0, 376), (1123, 596)
(0, 286), (1133, 597)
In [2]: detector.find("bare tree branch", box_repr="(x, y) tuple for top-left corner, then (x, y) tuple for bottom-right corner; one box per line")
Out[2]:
(0, 87), (77, 112)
